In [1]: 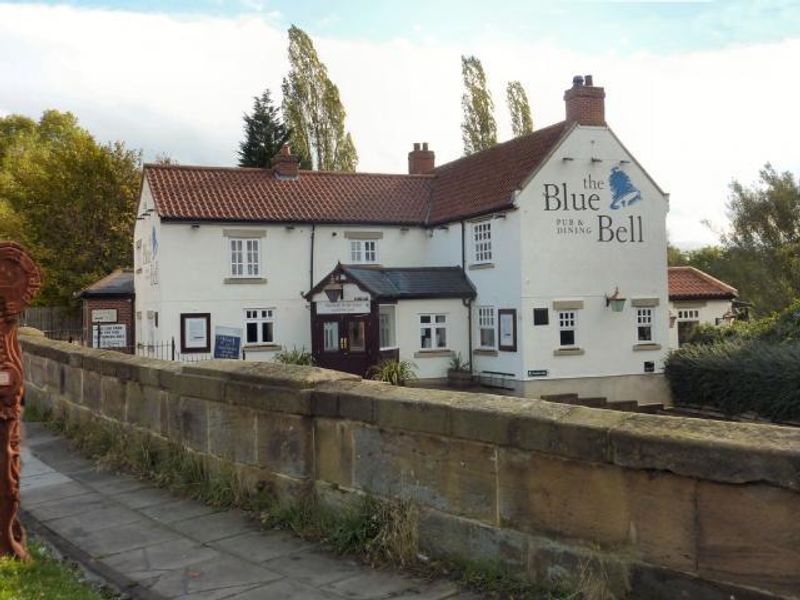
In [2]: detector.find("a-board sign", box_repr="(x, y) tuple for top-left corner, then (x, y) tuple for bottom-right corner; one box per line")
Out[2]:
(93, 324), (127, 349)
(213, 326), (242, 359)
(91, 309), (118, 323)
(316, 300), (371, 315)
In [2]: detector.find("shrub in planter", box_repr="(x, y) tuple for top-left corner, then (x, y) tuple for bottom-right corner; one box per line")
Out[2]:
(275, 347), (315, 366)
(370, 359), (417, 386)
(447, 353), (472, 388)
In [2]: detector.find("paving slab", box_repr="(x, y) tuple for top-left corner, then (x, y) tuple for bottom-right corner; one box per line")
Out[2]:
(20, 422), (480, 600)
(210, 530), (315, 563)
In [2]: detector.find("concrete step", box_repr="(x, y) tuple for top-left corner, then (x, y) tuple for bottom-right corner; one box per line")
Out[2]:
(606, 400), (640, 412)
(637, 402), (665, 414)
(575, 396), (607, 408)
(541, 393), (579, 403)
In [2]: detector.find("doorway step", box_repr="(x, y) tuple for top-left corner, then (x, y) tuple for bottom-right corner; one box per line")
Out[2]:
(540, 393), (664, 414)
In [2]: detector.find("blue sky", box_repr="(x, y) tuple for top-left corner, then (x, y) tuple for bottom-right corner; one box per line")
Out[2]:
(9, 0), (800, 53)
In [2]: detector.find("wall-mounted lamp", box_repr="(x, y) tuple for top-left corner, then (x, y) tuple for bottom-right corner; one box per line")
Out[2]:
(669, 311), (677, 328)
(605, 287), (627, 312)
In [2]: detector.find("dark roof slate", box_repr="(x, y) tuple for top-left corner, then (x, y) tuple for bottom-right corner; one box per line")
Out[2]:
(78, 269), (134, 298)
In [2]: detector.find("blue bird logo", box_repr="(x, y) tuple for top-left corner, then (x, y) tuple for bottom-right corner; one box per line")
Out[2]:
(609, 167), (642, 210)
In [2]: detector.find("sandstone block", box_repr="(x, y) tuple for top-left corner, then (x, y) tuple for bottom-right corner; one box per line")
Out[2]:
(64, 365), (83, 402)
(256, 412), (312, 478)
(224, 381), (311, 415)
(101, 376), (126, 421)
(207, 402), (257, 465)
(697, 481), (800, 597)
(82, 370), (102, 411)
(166, 396), (208, 452)
(314, 418), (354, 487)
(126, 382), (163, 434)
(353, 427), (497, 524)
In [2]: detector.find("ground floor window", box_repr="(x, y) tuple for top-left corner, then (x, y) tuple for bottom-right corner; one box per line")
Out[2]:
(379, 305), (397, 349)
(637, 308), (653, 342)
(677, 309), (700, 346)
(558, 311), (576, 347)
(478, 306), (496, 348)
(323, 321), (339, 352)
(420, 314), (447, 349)
(244, 308), (274, 345)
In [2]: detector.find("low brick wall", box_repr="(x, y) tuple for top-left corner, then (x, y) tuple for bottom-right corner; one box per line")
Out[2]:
(21, 335), (800, 599)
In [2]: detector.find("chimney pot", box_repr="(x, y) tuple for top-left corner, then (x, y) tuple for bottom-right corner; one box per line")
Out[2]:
(408, 142), (435, 175)
(564, 74), (605, 126)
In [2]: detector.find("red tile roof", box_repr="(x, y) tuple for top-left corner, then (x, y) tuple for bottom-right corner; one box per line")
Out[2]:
(145, 121), (572, 226)
(668, 267), (737, 300)
(147, 167), (433, 224)
(428, 121), (570, 224)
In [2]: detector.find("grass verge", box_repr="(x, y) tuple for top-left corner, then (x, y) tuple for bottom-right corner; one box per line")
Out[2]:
(0, 542), (116, 600)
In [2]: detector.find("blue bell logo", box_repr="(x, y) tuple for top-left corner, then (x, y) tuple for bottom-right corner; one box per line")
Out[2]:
(609, 167), (641, 210)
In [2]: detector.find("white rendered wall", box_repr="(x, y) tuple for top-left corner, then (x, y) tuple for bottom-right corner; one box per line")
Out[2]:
(517, 125), (670, 381)
(667, 298), (734, 349)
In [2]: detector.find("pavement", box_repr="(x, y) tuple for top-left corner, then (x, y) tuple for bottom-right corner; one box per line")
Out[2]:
(20, 422), (476, 600)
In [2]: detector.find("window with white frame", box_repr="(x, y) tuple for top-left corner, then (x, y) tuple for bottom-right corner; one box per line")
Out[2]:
(244, 308), (274, 345)
(230, 238), (261, 277)
(478, 306), (496, 348)
(349, 239), (378, 264)
(677, 309), (699, 320)
(379, 305), (397, 349)
(472, 221), (492, 264)
(637, 308), (653, 342)
(558, 311), (576, 347)
(420, 314), (447, 349)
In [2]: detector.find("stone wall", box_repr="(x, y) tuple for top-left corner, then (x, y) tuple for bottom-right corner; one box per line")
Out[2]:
(21, 334), (800, 599)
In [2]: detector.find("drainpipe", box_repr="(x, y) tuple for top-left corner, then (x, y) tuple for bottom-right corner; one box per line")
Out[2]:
(309, 224), (316, 291)
(461, 220), (474, 375)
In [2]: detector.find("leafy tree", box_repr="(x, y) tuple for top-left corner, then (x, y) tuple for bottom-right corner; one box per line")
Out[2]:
(506, 81), (533, 137)
(281, 25), (357, 171)
(237, 89), (289, 168)
(0, 110), (141, 307)
(154, 153), (179, 165)
(460, 55), (497, 155)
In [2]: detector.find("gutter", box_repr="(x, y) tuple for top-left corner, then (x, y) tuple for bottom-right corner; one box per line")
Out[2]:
(461, 220), (474, 375)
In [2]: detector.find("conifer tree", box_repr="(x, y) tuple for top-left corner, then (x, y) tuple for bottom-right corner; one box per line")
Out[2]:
(506, 81), (534, 137)
(460, 55), (497, 155)
(281, 25), (358, 171)
(237, 89), (290, 168)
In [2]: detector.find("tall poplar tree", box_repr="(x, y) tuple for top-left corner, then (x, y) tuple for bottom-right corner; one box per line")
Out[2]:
(238, 89), (289, 168)
(460, 55), (497, 155)
(281, 25), (358, 171)
(506, 81), (534, 137)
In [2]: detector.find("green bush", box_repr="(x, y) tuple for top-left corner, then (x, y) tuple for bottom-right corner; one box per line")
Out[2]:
(686, 299), (800, 347)
(274, 347), (315, 366)
(665, 339), (800, 421)
(369, 359), (417, 386)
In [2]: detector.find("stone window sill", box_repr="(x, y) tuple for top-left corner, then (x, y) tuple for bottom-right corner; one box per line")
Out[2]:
(414, 350), (455, 358)
(553, 347), (585, 356)
(224, 277), (267, 285)
(244, 344), (281, 352)
(469, 263), (494, 271)
(473, 348), (498, 356)
(633, 343), (662, 352)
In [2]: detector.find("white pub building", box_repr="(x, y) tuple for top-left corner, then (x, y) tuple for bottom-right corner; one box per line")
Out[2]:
(134, 76), (672, 402)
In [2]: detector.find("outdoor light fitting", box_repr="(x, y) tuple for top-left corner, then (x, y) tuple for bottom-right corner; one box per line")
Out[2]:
(605, 287), (626, 312)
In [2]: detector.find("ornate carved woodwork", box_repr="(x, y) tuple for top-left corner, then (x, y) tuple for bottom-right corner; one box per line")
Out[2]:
(0, 242), (41, 559)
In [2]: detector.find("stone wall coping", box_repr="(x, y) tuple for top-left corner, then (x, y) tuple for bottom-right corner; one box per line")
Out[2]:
(20, 334), (800, 491)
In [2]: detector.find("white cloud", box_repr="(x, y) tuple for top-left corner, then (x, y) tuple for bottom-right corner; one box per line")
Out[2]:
(1, 3), (798, 248)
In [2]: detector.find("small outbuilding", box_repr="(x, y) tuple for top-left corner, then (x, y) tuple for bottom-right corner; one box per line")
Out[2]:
(667, 266), (738, 347)
(78, 269), (135, 353)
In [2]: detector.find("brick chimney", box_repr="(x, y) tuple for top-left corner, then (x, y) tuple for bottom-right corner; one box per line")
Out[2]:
(271, 143), (300, 179)
(564, 75), (606, 126)
(408, 142), (435, 175)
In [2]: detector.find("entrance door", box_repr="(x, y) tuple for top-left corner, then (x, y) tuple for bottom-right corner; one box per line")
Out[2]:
(314, 315), (372, 376)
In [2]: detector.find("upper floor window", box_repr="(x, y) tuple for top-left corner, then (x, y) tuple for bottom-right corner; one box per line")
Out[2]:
(478, 306), (496, 348)
(230, 238), (260, 277)
(245, 308), (274, 345)
(420, 314), (447, 349)
(558, 311), (576, 347)
(637, 308), (653, 342)
(473, 221), (492, 264)
(350, 239), (378, 264)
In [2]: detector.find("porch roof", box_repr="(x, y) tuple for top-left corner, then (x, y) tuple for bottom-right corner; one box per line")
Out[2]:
(308, 265), (476, 301)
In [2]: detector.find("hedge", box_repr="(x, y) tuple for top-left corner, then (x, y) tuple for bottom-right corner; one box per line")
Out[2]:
(665, 340), (800, 422)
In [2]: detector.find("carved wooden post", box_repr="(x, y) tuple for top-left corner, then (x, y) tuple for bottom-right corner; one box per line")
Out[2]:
(0, 242), (41, 559)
